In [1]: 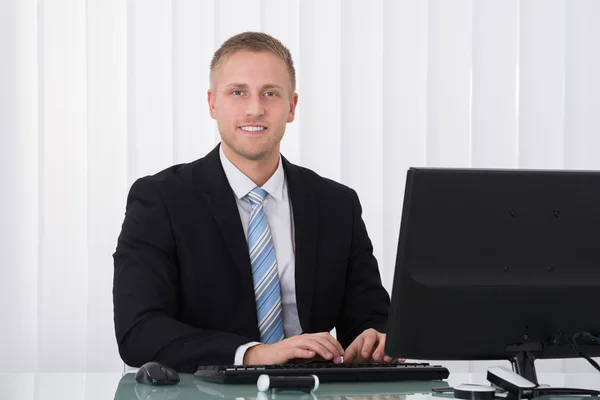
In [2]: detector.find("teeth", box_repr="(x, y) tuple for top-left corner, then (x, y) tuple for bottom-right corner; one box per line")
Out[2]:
(240, 126), (266, 132)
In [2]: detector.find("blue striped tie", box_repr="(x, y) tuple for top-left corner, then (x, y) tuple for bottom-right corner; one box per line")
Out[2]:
(247, 188), (285, 344)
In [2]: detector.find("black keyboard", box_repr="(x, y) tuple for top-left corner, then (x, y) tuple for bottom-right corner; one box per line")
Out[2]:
(194, 362), (449, 384)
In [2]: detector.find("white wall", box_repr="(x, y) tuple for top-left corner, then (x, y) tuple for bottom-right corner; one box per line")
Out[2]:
(1, 0), (599, 373)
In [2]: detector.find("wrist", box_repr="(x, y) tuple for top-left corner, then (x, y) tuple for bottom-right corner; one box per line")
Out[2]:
(243, 344), (267, 365)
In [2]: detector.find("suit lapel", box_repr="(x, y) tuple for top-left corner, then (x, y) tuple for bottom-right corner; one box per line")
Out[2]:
(283, 158), (318, 333)
(194, 146), (256, 304)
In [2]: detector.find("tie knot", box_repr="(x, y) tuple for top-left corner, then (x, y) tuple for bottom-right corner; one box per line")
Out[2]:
(248, 187), (268, 206)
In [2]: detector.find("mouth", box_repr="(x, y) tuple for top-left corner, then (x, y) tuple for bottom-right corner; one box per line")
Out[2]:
(239, 125), (267, 134)
(239, 125), (267, 132)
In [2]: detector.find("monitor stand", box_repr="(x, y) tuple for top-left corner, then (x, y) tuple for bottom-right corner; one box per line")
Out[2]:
(504, 342), (600, 397)
(506, 342), (541, 385)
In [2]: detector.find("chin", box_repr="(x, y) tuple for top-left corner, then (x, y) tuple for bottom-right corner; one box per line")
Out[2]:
(240, 142), (277, 159)
(223, 138), (279, 162)
(241, 150), (271, 161)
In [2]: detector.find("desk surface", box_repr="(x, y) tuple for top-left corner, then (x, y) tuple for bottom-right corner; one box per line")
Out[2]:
(1, 372), (599, 400)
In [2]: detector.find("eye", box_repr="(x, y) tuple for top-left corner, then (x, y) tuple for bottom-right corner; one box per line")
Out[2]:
(264, 91), (277, 97)
(232, 90), (243, 96)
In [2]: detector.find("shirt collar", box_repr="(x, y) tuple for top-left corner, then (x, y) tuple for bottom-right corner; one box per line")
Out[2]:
(219, 145), (285, 201)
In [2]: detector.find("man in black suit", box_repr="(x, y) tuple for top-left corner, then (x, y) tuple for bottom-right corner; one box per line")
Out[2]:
(113, 32), (392, 373)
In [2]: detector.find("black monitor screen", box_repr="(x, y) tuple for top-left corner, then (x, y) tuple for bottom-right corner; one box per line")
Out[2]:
(385, 168), (600, 378)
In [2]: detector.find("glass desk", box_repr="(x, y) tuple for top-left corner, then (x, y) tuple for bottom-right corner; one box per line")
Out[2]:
(1, 372), (599, 400)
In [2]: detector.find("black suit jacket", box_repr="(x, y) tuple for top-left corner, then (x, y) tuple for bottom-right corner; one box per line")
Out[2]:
(113, 144), (390, 372)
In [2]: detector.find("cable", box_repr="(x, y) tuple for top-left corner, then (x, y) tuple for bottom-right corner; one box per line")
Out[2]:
(569, 333), (600, 374)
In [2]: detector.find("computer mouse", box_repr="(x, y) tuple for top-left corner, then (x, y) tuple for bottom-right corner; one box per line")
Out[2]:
(135, 361), (180, 386)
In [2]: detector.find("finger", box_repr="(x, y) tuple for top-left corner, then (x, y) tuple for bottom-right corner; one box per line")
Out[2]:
(313, 334), (344, 361)
(291, 348), (316, 360)
(318, 332), (345, 356)
(298, 337), (337, 361)
(344, 336), (364, 363)
(372, 334), (387, 362)
(271, 339), (318, 364)
(360, 330), (378, 359)
(310, 335), (338, 359)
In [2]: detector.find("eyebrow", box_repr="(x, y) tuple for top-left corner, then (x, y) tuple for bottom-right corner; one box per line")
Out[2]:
(225, 83), (285, 91)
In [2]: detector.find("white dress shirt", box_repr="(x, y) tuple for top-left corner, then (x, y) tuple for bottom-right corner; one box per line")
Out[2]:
(219, 147), (303, 364)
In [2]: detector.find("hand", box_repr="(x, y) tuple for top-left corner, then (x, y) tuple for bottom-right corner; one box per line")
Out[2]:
(344, 328), (399, 363)
(243, 332), (345, 365)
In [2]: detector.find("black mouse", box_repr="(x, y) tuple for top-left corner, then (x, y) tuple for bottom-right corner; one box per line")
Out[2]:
(135, 361), (180, 386)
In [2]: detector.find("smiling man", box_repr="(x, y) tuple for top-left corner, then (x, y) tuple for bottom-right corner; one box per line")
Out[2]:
(113, 32), (391, 372)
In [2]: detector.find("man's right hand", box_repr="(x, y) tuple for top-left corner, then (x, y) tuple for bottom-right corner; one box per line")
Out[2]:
(243, 332), (345, 365)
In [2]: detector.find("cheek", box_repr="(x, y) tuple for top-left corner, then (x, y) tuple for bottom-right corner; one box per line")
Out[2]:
(271, 104), (291, 121)
(216, 103), (238, 122)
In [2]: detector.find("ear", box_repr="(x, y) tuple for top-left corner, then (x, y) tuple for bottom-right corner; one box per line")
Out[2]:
(287, 93), (299, 123)
(208, 89), (217, 120)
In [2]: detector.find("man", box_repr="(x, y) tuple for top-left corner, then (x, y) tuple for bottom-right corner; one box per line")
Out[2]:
(113, 32), (392, 373)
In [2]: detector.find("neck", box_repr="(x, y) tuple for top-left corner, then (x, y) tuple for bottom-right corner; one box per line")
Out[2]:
(222, 144), (280, 187)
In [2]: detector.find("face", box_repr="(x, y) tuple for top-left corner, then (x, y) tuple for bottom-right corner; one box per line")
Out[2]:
(208, 51), (298, 162)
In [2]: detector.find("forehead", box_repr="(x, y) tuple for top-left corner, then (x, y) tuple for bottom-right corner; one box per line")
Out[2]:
(215, 51), (291, 87)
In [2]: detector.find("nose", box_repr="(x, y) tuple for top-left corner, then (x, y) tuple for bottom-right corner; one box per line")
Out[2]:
(245, 95), (265, 117)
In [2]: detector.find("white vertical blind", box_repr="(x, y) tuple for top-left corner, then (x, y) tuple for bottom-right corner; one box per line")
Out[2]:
(519, 0), (566, 169)
(172, 0), (218, 163)
(2, 0), (600, 373)
(86, 0), (127, 372)
(298, 0), (342, 181)
(128, 0), (174, 182)
(564, 0), (600, 171)
(1, 0), (39, 373)
(341, 0), (385, 279)
(427, 0), (473, 167)
(39, 0), (89, 371)
(471, 0), (519, 168)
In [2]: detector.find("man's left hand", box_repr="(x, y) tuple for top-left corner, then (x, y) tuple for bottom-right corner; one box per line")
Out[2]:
(343, 328), (396, 363)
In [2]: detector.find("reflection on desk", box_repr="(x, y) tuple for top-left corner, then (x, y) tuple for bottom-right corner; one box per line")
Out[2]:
(0, 372), (598, 400)
(115, 373), (449, 400)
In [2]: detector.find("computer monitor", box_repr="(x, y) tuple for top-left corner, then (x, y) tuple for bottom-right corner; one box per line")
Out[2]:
(385, 167), (600, 384)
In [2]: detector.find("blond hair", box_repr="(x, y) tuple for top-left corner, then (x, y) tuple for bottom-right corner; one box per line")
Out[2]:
(210, 31), (296, 92)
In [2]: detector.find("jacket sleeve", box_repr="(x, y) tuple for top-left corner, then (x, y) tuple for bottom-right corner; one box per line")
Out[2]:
(335, 188), (391, 348)
(113, 177), (252, 372)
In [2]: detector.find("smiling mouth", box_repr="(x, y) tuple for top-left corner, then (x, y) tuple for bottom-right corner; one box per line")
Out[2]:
(239, 126), (267, 132)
